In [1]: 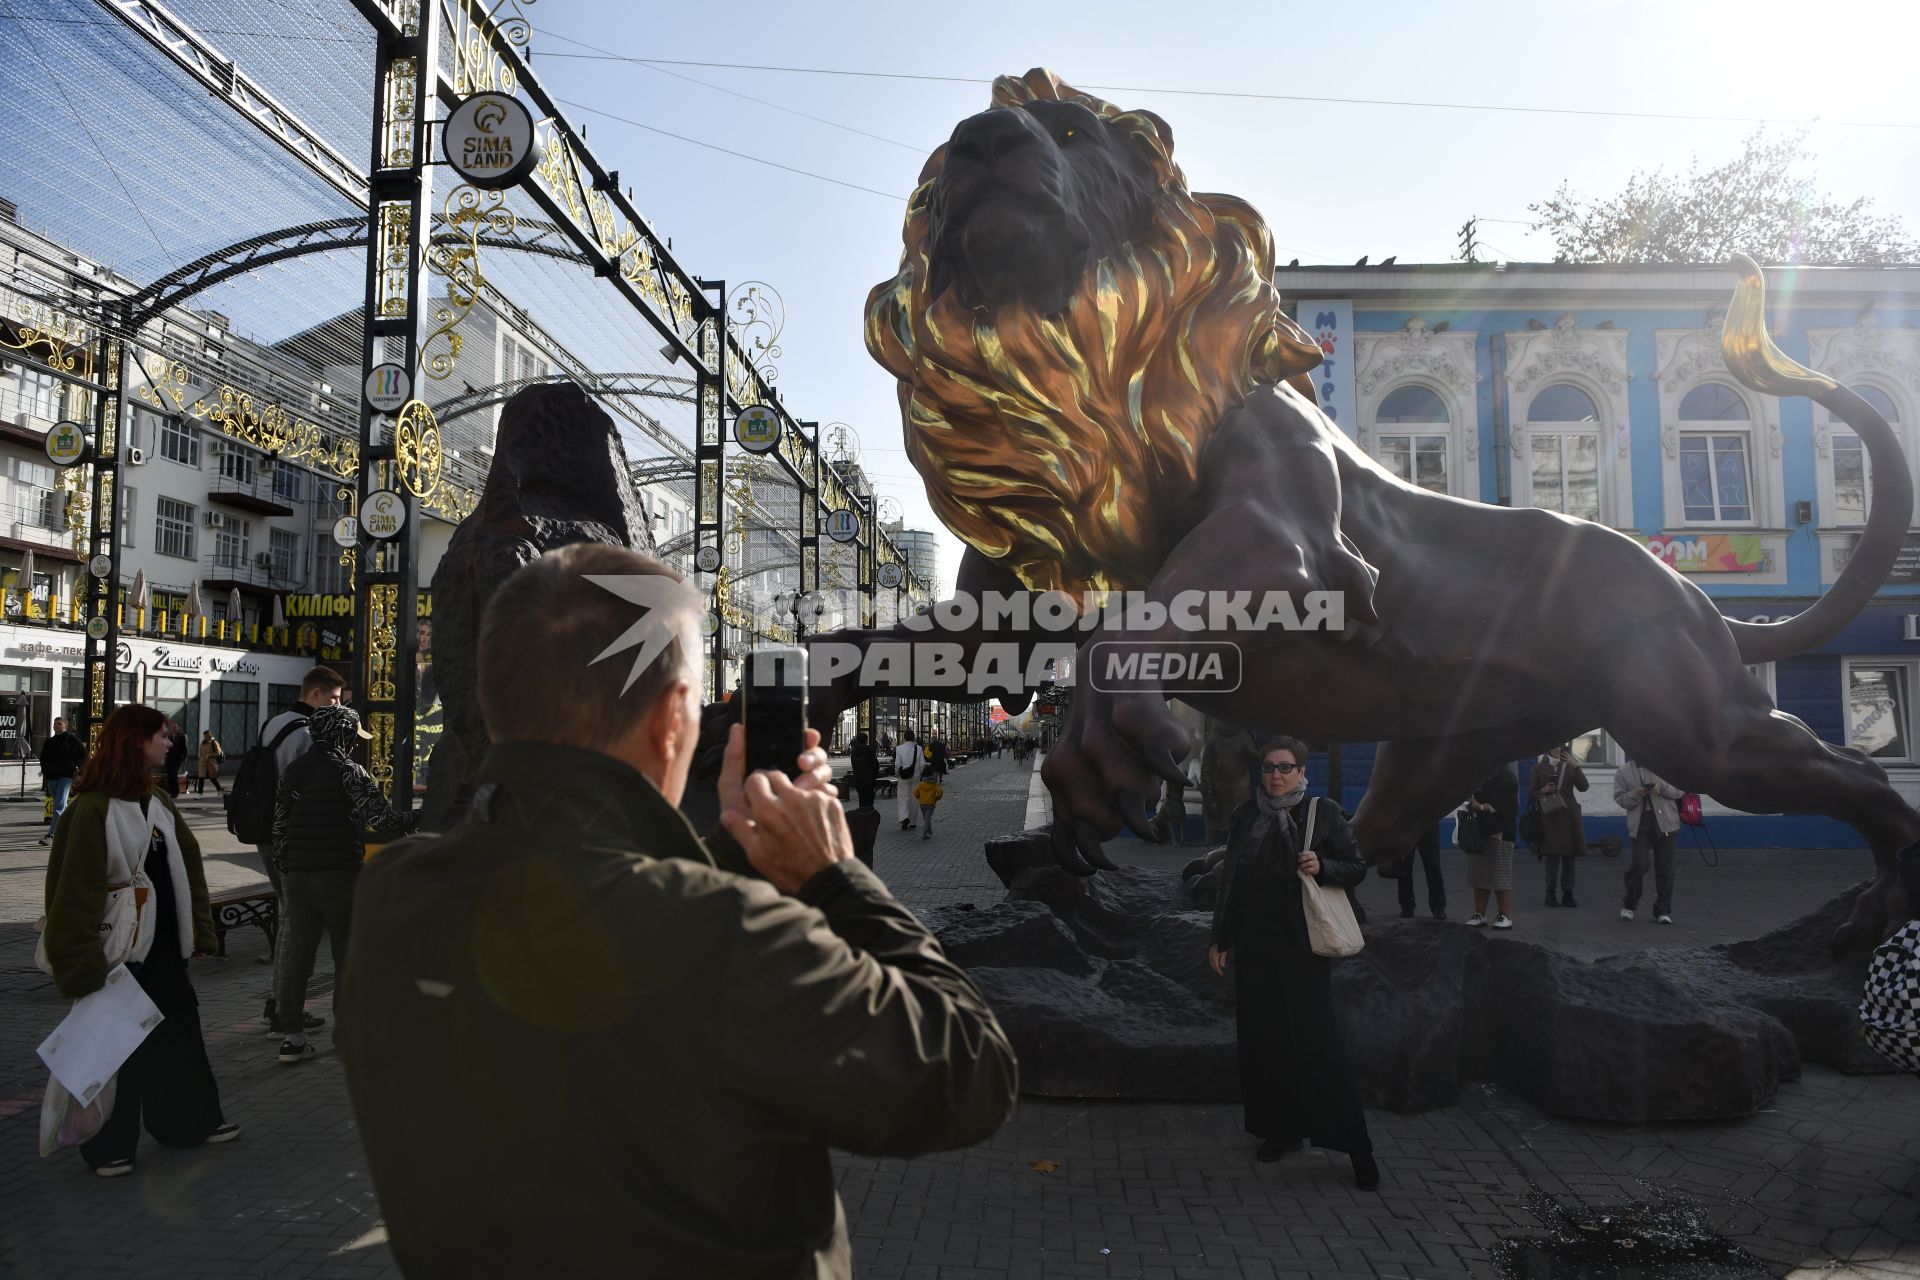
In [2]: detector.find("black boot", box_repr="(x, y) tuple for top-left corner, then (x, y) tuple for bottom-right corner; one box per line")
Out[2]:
(1352, 1152), (1380, 1191)
(1256, 1138), (1298, 1163)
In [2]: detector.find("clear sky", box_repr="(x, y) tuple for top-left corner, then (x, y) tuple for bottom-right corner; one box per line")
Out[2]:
(526, 0), (1920, 592)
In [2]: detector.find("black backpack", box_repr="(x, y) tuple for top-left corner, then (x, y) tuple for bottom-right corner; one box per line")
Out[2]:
(225, 717), (307, 843)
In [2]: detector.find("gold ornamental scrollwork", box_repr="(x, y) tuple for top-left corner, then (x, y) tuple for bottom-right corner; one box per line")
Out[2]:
(444, 0), (534, 96)
(337, 484), (358, 593)
(381, 56), (418, 169)
(368, 583), (400, 704)
(726, 281), (784, 386)
(0, 295), (95, 379)
(377, 203), (413, 318)
(422, 184), (514, 381)
(135, 354), (360, 478)
(393, 399), (443, 499)
(366, 711), (396, 798)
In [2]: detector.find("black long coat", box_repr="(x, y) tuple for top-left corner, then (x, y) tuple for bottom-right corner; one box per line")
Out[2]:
(1209, 795), (1373, 1155)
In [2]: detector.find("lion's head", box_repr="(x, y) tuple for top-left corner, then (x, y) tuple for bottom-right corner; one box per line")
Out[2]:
(865, 68), (1321, 597)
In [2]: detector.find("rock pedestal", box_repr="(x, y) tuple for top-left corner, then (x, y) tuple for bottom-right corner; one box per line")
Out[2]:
(929, 829), (1889, 1121)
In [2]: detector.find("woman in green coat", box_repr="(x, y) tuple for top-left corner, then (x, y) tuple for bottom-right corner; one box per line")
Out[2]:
(41, 704), (239, 1176)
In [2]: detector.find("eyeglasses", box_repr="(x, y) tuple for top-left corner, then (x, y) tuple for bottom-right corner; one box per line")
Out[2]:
(1259, 761), (1301, 775)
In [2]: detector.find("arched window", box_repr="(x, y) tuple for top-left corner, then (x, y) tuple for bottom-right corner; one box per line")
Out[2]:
(1526, 383), (1601, 521)
(1830, 384), (1900, 526)
(1676, 381), (1754, 524)
(1373, 384), (1449, 494)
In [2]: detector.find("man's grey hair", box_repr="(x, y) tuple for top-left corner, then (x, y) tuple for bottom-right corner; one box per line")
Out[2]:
(478, 544), (703, 750)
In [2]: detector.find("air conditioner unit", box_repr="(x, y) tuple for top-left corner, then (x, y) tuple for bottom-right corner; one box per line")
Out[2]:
(255, 553), (273, 569)
(125, 447), (146, 466)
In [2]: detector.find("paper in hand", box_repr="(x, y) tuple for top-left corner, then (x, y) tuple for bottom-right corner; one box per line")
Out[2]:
(38, 965), (164, 1107)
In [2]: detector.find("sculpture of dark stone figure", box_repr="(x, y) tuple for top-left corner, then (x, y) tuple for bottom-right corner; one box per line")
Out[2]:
(803, 68), (1916, 953)
(422, 383), (655, 826)
(1197, 718), (1258, 844)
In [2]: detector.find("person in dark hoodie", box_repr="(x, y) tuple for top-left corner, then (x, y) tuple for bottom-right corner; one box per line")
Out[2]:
(38, 716), (86, 845)
(269, 704), (414, 1066)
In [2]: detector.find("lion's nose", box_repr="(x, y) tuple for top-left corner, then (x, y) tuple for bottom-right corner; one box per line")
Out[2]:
(948, 108), (1043, 168)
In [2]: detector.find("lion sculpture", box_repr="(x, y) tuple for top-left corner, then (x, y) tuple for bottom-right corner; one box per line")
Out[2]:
(813, 68), (1914, 951)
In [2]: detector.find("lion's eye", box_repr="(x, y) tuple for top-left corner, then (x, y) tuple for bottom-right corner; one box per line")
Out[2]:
(1063, 128), (1076, 141)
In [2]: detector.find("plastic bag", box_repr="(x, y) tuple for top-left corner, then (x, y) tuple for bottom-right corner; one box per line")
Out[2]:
(39, 1072), (116, 1157)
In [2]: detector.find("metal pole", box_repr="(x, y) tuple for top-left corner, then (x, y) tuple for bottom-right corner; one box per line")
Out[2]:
(80, 307), (126, 751)
(354, 2), (440, 803)
(695, 290), (726, 701)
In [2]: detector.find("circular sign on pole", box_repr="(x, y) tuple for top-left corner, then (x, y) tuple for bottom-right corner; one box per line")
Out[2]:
(826, 509), (860, 544)
(443, 93), (541, 188)
(734, 405), (781, 454)
(88, 553), (112, 580)
(45, 421), (88, 467)
(361, 490), (407, 541)
(699, 611), (722, 637)
(85, 615), (110, 641)
(878, 561), (903, 589)
(333, 515), (360, 548)
(363, 363), (411, 413)
(694, 545), (722, 574)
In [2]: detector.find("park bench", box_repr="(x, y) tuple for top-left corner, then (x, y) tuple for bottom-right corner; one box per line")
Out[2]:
(209, 884), (278, 959)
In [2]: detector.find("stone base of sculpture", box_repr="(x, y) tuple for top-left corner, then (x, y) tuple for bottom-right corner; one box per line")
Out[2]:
(921, 831), (1893, 1122)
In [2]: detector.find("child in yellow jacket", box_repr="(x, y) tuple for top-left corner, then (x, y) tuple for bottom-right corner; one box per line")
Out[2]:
(912, 777), (943, 840)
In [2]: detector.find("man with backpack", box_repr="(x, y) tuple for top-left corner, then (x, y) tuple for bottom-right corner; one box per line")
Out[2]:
(271, 704), (415, 1065)
(228, 665), (345, 1033)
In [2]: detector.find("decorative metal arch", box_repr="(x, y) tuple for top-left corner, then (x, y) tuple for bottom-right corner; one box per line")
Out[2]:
(433, 370), (700, 427)
(120, 216), (592, 327)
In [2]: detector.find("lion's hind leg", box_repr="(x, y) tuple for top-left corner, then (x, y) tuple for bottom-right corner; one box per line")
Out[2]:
(1614, 701), (1920, 953)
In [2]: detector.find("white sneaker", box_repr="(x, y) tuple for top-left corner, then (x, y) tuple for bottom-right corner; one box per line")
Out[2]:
(1491, 915), (1514, 930)
(1620, 908), (1635, 921)
(1466, 913), (1487, 927)
(1656, 914), (1674, 925)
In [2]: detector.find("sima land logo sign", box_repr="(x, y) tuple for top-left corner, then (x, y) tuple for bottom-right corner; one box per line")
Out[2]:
(443, 93), (540, 188)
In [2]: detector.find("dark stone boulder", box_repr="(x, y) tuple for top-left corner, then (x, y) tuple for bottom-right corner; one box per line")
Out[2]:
(426, 384), (655, 824)
(931, 845), (1899, 1121)
(1489, 944), (1800, 1122)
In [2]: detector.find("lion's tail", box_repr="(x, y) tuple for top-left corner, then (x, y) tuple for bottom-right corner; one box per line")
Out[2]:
(1719, 254), (1911, 665)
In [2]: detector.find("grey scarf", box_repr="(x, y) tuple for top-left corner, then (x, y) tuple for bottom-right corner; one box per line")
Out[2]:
(1247, 785), (1309, 848)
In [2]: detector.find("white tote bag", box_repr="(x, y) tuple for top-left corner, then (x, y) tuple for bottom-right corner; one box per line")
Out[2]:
(1295, 797), (1365, 958)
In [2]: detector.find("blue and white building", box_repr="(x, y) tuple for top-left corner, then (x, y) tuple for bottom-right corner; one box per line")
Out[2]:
(1285, 262), (1920, 847)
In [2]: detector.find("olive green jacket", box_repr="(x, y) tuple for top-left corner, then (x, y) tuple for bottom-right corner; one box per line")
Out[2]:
(338, 742), (1018, 1280)
(41, 786), (216, 998)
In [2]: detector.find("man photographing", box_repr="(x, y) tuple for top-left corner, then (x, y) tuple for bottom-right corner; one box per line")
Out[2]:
(338, 543), (1017, 1278)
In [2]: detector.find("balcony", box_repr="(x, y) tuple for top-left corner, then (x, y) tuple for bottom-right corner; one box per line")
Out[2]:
(205, 468), (296, 517)
(199, 550), (303, 594)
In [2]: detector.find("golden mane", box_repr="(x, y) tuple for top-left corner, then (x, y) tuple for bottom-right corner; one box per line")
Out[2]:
(864, 68), (1320, 597)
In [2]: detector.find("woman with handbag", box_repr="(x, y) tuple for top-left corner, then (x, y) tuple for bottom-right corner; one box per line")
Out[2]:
(1205, 736), (1378, 1190)
(1530, 745), (1588, 908)
(195, 729), (225, 795)
(40, 704), (239, 1176)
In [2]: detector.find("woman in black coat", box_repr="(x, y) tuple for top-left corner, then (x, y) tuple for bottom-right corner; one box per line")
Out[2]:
(848, 733), (878, 810)
(1206, 735), (1378, 1190)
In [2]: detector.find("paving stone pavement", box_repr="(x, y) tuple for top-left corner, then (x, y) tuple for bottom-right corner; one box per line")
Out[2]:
(0, 761), (1916, 1278)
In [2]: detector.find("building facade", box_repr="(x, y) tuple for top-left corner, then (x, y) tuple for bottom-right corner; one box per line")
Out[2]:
(1285, 261), (1920, 847)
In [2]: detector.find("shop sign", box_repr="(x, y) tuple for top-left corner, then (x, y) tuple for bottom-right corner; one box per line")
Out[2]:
(734, 405), (780, 453)
(363, 363), (411, 413)
(825, 509), (860, 544)
(443, 93), (540, 188)
(1298, 301), (1355, 435)
(363, 489), (407, 540)
(44, 420), (88, 466)
(0, 695), (18, 753)
(1640, 533), (1767, 574)
(10, 641), (84, 661)
(878, 561), (903, 589)
(1843, 532), (1920, 585)
(283, 592), (432, 620)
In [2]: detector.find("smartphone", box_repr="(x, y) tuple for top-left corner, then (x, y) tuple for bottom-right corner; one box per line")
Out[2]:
(741, 647), (808, 776)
